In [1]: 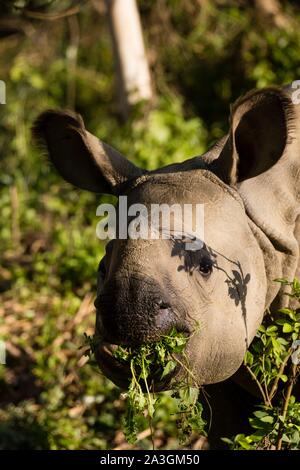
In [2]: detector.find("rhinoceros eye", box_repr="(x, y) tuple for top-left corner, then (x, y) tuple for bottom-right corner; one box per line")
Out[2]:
(199, 256), (213, 277)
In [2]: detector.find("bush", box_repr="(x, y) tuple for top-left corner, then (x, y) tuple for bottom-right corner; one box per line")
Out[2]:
(223, 279), (300, 450)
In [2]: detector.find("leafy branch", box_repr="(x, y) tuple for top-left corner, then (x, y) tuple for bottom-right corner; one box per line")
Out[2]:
(224, 278), (300, 450)
(103, 325), (206, 447)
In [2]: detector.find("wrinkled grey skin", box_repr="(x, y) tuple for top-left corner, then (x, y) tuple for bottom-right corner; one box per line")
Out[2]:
(34, 85), (300, 447)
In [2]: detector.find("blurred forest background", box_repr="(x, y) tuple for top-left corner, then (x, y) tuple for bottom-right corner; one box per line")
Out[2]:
(0, 0), (300, 450)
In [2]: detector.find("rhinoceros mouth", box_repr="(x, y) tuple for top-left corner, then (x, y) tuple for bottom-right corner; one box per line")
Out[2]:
(95, 342), (180, 391)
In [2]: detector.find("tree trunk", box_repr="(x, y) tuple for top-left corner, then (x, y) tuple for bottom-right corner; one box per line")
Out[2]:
(104, 0), (153, 119)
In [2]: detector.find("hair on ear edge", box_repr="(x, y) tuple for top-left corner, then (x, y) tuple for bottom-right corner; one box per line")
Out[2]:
(31, 110), (88, 190)
(231, 86), (296, 146)
(31, 109), (85, 150)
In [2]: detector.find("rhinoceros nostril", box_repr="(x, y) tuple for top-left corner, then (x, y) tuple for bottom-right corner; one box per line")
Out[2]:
(158, 300), (171, 310)
(155, 306), (173, 330)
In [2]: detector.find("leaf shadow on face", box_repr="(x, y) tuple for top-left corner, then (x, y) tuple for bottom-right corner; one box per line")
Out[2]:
(170, 238), (213, 275)
(218, 260), (251, 349)
(170, 238), (251, 348)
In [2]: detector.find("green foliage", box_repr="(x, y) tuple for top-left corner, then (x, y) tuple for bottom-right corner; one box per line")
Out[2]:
(223, 279), (300, 450)
(1, 0), (300, 450)
(108, 327), (205, 446)
(223, 399), (300, 450)
(117, 98), (207, 170)
(144, 0), (300, 133)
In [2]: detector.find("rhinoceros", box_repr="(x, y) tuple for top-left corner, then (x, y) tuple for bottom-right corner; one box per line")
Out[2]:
(33, 85), (300, 448)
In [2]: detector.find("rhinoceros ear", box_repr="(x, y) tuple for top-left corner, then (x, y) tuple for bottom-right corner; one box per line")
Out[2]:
(215, 87), (295, 185)
(32, 110), (143, 194)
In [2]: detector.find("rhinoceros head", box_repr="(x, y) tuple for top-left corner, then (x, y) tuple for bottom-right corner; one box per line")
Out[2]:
(34, 87), (297, 388)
